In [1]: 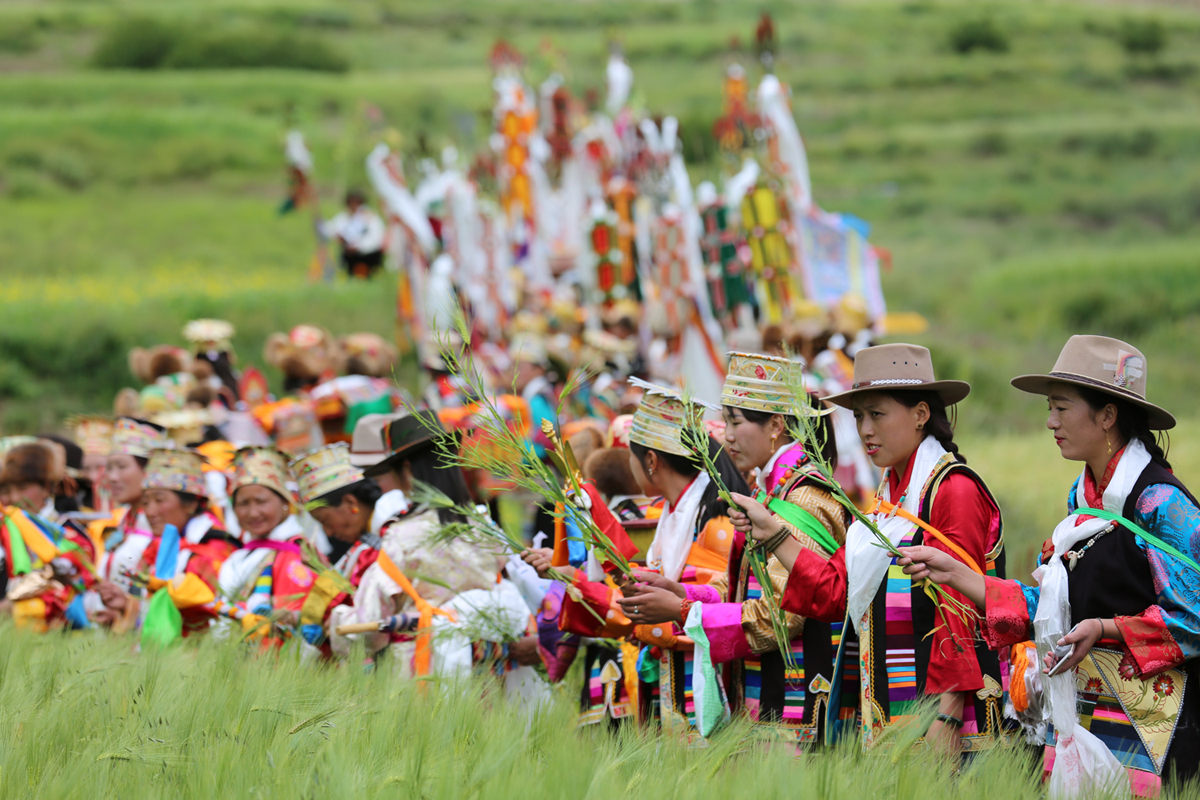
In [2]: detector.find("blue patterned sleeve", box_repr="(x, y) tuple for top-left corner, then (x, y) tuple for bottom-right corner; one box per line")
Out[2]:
(1130, 484), (1200, 663)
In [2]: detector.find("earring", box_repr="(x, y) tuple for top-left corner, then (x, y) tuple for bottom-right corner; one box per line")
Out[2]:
(917, 423), (924, 430)
(771, 433), (778, 452)
(647, 468), (654, 477)
(1106, 431), (1112, 456)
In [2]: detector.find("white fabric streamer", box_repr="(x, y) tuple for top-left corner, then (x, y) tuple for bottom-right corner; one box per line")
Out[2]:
(1033, 439), (1148, 799)
(647, 472), (710, 581)
(845, 435), (947, 634)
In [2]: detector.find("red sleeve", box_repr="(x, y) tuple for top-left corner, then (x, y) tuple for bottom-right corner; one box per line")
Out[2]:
(781, 546), (848, 622)
(558, 573), (635, 639)
(923, 472), (999, 694)
(583, 483), (639, 571)
(982, 576), (1034, 648)
(1116, 607), (1186, 678)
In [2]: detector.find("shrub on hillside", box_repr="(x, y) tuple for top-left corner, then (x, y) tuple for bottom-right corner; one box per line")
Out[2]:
(165, 30), (348, 72)
(91, 17), (348, 72)
(91, 16), (178, 69)
(949, 18), (1009, 54)
(1117, 18), (1165, 56)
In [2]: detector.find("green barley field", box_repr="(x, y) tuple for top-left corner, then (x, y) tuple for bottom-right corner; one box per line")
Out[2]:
(0, 629), (1104, 800)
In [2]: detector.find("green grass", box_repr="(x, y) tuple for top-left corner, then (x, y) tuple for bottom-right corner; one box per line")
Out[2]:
(1, 0), (1200, 434)
(0, 628), (1088, 799)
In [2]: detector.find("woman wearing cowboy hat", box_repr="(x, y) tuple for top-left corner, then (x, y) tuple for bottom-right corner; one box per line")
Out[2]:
(731, 343), (1008, 755)
(901, 336), (1200, 794)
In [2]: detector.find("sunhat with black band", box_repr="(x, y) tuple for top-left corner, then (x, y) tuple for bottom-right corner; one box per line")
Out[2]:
(1011, 334), (1175, 431)
(372, 411), (446, 474)
(823, 343), (970, 409)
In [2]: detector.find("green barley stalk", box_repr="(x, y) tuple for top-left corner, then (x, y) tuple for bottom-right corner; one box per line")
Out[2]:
(404, 312), (634, 578)
(678, 405), (800, 675)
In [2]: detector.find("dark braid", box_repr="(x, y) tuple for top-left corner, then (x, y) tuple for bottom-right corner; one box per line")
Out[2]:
(884, 390), (965, 464)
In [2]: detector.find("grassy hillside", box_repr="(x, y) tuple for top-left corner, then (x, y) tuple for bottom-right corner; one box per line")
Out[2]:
(1, 0), (1199, 433)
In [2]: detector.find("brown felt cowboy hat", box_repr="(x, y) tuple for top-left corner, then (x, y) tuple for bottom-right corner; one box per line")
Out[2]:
(1011, 335), (1175, 431)
(823, 343), (970, 409)
(371, 411), (447, 475)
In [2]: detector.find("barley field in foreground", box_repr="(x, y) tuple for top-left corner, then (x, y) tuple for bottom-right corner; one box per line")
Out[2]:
(0, 628), (1129, 800)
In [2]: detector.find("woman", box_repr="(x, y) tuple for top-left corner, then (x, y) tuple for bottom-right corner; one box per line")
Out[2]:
(328, 414), (499, 673)
(630, 355), (850, 743)
(136, 448), (240, 634)
(86, 418), (167, 628)
(733, 343), (1007, 754)
(291, 444), (384, 637)
(217, 447), (315, 643)
(534, 383), (737, 734)
(901, 335), (1200, 793)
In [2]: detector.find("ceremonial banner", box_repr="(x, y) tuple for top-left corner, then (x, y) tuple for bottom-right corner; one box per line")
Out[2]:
(796, 209), (886, 323)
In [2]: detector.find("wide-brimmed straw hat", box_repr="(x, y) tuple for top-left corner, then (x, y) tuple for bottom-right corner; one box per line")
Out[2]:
(1011, 335), (1175, 430)
(823, 343), (970, 409)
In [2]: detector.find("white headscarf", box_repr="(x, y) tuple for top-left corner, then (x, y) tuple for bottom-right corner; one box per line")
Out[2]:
(845, 435), (947, 634)
(647, 472), (710, 581)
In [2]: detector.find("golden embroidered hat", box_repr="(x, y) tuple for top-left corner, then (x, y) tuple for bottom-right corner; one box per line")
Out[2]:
(70, 416), (114, 457)
(721, 351), (809, 416)
(230, 446), (296, 506)
(290, 443), (365, 504)
(628, 378), (710, 458)
(143, 448), (208, 497)
(111, 417), (168, 458)
(823, 343), (970, 409)
(1011, 335), (1175, 430)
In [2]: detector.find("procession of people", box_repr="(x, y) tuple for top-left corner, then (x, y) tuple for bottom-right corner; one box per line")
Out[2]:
(4, 22), (1199, 800)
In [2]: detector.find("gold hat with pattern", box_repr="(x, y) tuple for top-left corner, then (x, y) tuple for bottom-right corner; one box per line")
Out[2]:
(290, 443), (365, 505)
(230, 446), (296, 506)
(111, 417), (168, 459)
(721, 351), (806, 416)
(70, 416), (115, 457)
(628, 379), (710, 458)
(143, 448), (208, 497)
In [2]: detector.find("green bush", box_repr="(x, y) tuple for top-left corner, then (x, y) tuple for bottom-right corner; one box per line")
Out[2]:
(949, 18), (1009, 55)
(91, 16), (179, 69)
(1117, 17), (1166, 56)
(91, 17), (348, 72)
(164, 30), (349, 72)
(0, 21), (40, 54)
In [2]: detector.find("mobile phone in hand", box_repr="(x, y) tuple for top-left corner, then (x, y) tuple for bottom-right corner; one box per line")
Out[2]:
(1046, 642), (1076, 677)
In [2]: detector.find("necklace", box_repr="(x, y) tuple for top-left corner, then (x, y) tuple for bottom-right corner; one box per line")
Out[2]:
(1064, 522), (1117, 571)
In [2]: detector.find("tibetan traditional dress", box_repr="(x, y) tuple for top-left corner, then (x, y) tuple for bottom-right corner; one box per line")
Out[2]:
(1, 506), (98, 631)
(329, 506), (498, 674)
(982, 442), (1200, 793)
(783, 437), (1010, 753)
(217, 517), (316, 646)
(136, 511), (239, 635)
(557, 477), (733, 740)
(689, 443), (849, 746)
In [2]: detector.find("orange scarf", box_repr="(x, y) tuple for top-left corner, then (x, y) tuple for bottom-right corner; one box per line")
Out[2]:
(375, 550), (456, 676)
